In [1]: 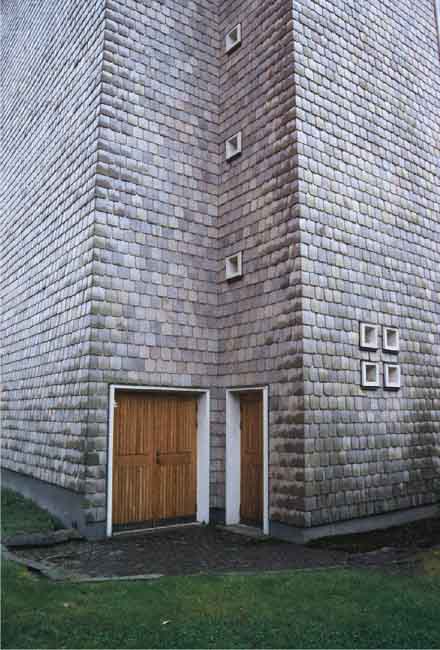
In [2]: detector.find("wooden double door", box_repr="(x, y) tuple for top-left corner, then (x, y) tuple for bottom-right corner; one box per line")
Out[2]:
(112, 391), (198, 529)
(240, 392), (264, 526)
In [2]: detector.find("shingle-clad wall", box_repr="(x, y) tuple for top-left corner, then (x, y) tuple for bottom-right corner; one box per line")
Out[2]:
(83, 0), (221, 522)
(1, 0), (105, 495)
(217, 0), (306, 525)
(84, 0), (307, 524)
(292, 0), (440, 525)
(2, 0), (439, 536)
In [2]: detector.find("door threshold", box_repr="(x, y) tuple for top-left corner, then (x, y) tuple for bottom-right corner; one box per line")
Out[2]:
(220, 524), (266, 539)
(112, 522), (201, 537)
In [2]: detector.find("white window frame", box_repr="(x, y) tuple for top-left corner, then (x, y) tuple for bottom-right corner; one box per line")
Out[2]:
(361, 361), (380, 389)
(225, 252), (243, 280)
(359, 322), (379, 350)
(384, 364), (401, 390)
(383, 327), (400, 353)
(225, 132), (242, 160)
(225, 24), (242, 53)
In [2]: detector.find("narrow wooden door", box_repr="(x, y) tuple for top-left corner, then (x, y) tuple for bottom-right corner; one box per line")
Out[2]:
(112, 391), (197, 529)
(112, 392), (155, 527)
(154, 394), (198, 524)
(240, 392), (263, 525)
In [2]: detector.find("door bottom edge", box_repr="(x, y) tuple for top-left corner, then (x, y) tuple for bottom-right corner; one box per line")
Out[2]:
(112, 521), (202, 537)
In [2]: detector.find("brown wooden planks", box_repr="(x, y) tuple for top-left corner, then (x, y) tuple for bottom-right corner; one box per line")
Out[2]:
(112, 391), (197, 527)
(157, 452), (192, 465)
(155, 395), (197, 520)
(240, 392), (263, 525)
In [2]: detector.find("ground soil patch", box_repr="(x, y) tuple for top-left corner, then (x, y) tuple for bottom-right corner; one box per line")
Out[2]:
(11, 525), (348, 578)
(308, 517), (440, 553)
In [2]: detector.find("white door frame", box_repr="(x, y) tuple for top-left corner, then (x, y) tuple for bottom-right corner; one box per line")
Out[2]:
(106, 384), (210, 537)
(225, 386), (269, 535)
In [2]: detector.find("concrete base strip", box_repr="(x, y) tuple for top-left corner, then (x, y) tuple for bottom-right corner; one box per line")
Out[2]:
(4, 528), (83, 548)
(2, 546), (85, 582)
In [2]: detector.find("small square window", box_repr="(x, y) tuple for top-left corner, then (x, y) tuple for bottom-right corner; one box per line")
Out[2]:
(361, 361), (380, 389)
(225, 252), (243, 280)
(225, 24), (242, 53)
(359, 322), (379, 350)
(225, 132), (242, 160)
(383, 327), (399, 353)
(384, 364), (401, 390)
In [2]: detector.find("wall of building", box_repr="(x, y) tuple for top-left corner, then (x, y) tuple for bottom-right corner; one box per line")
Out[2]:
(84, 0), (221, 524)
(293, 0), (440, 526)
(2, 0), (438, 536)
(1, 0), (105, 503)
(217, 0), (305, 525)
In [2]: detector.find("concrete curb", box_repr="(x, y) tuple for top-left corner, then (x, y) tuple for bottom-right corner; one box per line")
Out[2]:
(2, 545), (86, 582)
(3, 528), (83, 548)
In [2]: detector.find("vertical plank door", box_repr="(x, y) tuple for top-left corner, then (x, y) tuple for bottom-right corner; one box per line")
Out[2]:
(112, 391), (198, 529)
(240, 392), (263, 525)
(112, 391), (156, 527)
(154, 394), (198, 524)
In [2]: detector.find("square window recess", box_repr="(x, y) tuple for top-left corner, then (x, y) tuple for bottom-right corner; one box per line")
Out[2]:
(359, 322), (379, 350)
(384, 364), (401, 390)
(225, 252), (243, 280)
(225, 132), (242, 161)
(361, 361), (380, 389)
(383, 327), (399, 353)
(225, 24), (242, 53)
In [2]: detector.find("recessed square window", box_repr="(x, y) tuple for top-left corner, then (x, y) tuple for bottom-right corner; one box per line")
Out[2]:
(225, 132), (242, 160)
(384, 364), (401, 390)
(225, 24), (242, 53)
(359, 322), (379, 350)
(383, 327), (399, 353)
(225, 252), (243, 280)
(361, 361), (380, 389)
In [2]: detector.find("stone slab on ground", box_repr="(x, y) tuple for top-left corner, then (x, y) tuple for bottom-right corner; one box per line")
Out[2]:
(4, 528), (83, 548)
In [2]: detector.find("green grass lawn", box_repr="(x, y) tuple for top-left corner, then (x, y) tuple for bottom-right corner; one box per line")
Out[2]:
(1, 489), (61, 539)
(2, 490), (440, 649)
